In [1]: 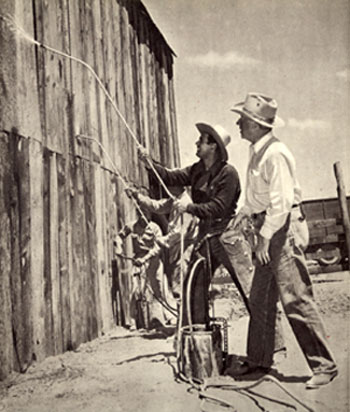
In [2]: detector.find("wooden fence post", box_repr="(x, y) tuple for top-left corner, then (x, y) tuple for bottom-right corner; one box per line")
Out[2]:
(334, 162), (350, 270)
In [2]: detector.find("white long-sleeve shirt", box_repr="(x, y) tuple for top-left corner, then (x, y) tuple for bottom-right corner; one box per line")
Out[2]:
(241, 132), (302, 239)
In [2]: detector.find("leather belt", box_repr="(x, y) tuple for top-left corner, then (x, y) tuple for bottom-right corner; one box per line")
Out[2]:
(252, 203), (303, 219)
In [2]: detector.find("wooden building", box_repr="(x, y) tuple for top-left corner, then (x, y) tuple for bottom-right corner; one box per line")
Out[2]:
(0, 0), (179, 379)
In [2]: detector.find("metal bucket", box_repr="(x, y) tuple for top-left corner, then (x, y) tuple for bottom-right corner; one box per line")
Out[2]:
(180, 323), (224, 381)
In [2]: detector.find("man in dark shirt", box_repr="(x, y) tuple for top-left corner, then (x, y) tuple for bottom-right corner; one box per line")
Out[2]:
(139, 123), (253, 326)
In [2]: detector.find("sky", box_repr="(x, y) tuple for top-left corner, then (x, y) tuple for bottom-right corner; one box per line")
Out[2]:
(143, 0), (349, 202)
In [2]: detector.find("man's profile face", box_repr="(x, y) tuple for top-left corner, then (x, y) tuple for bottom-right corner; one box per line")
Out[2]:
(195, 133), (215, 159)
(236, 116), (256, 142)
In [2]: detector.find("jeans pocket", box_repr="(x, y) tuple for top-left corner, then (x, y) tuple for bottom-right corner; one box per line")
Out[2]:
(220, 232), (254, 294)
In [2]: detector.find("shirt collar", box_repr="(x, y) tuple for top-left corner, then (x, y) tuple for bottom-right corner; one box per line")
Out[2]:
(207, 160), (225, 177)
(251, 131), (274, 154)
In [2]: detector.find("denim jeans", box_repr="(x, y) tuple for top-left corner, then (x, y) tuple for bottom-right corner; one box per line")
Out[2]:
(181, 219), (285, 353)
(247, 212), (337, 373)
(182, 230), (253, 326)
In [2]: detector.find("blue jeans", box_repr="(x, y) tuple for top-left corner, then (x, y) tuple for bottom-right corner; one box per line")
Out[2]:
(182, 230), (253, 326)
(247, 213), (337, 373)
(182, 220), (285, 353)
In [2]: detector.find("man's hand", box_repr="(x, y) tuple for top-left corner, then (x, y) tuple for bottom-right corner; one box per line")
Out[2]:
(156, 236), (169, 249)
(125, 187), (138, 199)
(134, 257), (146, 267)
(113, 235), (123, 256)
(231, 211), (246, 230)
(255, 234), (271, 265)
(174, 196), (192, 214)
(138, 146), (151, 163)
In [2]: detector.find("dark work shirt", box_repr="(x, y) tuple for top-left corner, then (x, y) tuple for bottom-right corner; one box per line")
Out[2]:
(153, 160), (241, 234)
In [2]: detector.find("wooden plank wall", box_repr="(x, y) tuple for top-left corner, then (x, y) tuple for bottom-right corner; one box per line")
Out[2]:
(0, 0), (179, 379)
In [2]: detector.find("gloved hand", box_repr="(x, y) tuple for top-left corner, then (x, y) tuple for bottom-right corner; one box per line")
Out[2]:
(231, 211), (246, 230)
(137, 146), (151, 164)
(113, 235), (123, 256)
(174, 196), (192, 214)
(125, 187), (138, 199)
(156, 236), (169, 249)
(134, 257), (146, 267)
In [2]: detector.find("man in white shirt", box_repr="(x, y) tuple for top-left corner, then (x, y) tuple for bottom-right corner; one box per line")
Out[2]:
(229, 93), (337, 389)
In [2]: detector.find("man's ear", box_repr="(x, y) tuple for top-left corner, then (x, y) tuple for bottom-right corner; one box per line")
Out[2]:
(210, 142), (218, 153)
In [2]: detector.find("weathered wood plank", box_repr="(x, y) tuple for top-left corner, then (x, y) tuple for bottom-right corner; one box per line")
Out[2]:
(0, 1), (41, 139)
(168, 75), (180, 167)
(56, 153), (71, 351)
(42, 149), (54, 355)
(128, 2), (143, 184)
(67, 0), (88, 160)
(120, 2), (137, 181)
(148, 30), (160, 162)
(6, 133), (33, 372)
(82, 160), (99, 340)
(79, 0), (101, 163)
(0, 133), (15, 378)
(90, 0), (108, 166)
(66, 157), (77, 348)
(33, 0), (70, 153)
(99, 169), (115, 332)
(160, 50), (173, 167)
(29, 139), (46, 362)
(17, 136), (33, 370)
(104, 0), (123, 174)
(94, 166), (110, 333)
(0, 132), (33, 373)
(71, 158), (88, 345)
(49, 153), (63, 354)
(138, 12), (151, 184)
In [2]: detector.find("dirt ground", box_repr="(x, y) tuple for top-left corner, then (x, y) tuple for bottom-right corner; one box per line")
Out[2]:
(0, 271), (349, 412)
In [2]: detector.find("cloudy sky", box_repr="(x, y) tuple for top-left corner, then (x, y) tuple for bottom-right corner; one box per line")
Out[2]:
(143, 0), (349, 201)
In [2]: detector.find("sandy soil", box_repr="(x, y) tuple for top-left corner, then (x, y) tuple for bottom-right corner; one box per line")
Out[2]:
(0, 271), (349, 412)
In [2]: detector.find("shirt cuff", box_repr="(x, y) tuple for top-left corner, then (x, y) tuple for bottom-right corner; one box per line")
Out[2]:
(186, 203), (195, 214)
(259, 225), (274, 240)
(239, 205), (252, 216)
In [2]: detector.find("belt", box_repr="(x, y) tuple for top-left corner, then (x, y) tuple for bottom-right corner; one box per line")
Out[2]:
(252, 211), (266, 219)
(201, 215), (234, 224)
(252, 203), (302, 219)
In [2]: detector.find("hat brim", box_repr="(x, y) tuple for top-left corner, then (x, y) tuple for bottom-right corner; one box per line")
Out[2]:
(196, 122), (228, 161)
(231, 103), (285, 128)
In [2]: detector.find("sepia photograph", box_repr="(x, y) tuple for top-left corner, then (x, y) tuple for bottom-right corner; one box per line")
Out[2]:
(0, 0), (349, 411)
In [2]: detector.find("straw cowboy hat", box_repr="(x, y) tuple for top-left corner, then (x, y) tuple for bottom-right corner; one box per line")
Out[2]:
(196, 123), (231, 162)
(231, 93), (285, 128)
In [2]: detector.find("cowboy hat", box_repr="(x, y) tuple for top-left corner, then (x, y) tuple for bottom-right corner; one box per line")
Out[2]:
(195, 123), (231, 162)
(231, 93), (284, 128)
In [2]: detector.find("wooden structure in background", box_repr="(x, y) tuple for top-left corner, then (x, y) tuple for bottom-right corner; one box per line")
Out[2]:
(334, 162), (350, 270)
(304, 196), (350, 272)
(0, 0), (179, 379)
